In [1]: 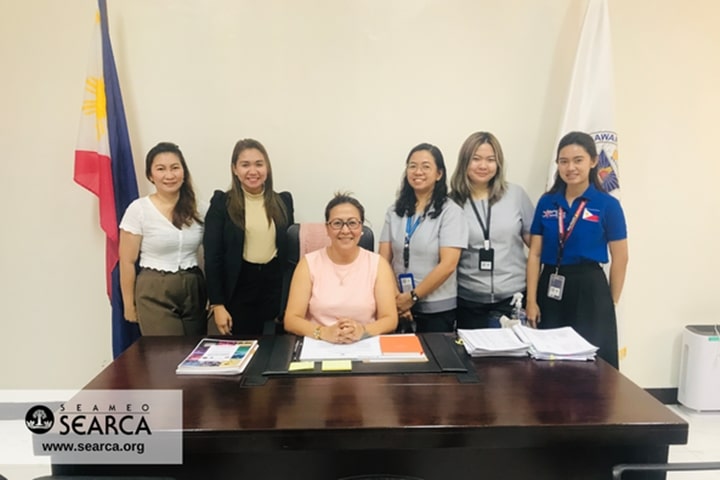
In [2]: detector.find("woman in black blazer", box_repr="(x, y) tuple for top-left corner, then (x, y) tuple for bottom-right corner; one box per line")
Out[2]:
(204, 139), (294, 335)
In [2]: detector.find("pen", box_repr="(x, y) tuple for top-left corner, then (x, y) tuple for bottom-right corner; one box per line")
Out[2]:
(292, 338), (302, 361)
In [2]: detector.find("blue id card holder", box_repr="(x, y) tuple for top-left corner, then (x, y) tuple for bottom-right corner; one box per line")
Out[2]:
(398, 273), (415, 293)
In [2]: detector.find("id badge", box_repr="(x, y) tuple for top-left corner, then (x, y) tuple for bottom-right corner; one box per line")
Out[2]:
(398, 273), (415, 293)
(547, 273), (565, 300)
(478, 248), (494, 272)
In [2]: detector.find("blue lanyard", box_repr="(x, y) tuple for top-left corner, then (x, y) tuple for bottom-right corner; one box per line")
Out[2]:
(405, 215), (423, 241)
(403, 215), (423, 269)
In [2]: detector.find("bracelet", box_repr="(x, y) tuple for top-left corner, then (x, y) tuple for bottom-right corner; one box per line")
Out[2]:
(313, 326), (322, 340)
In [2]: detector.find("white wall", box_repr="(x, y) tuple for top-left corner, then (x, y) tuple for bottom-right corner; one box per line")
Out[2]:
(1, 0), (718, 389)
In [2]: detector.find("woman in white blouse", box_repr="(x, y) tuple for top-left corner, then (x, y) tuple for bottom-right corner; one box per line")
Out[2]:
(118, 142), (207, 335)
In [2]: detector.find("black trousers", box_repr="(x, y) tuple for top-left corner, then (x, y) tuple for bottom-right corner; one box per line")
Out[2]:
(398, 309), (456, 333)
(456, 295), (519, 329)
(537, 263), (618, 368)
(226, 257), (283, 335)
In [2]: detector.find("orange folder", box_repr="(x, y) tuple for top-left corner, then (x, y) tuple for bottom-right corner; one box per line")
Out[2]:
(379, 334), (424, 356)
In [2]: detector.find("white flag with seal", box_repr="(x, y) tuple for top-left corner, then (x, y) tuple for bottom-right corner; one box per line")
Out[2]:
(547, 0), (620, 198)
(549, 0), (626, 363)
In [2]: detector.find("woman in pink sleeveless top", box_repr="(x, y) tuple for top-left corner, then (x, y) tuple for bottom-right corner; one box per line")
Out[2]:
(284, 193), (398, 343)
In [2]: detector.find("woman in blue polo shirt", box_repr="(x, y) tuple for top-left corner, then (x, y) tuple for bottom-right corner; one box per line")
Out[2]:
(526, 131), (628, 368)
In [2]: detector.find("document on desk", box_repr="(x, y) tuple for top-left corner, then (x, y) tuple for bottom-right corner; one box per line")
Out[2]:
(512, 325), (598, 361)
(457, 328), (529, 357)
(299, 336), (382, 361)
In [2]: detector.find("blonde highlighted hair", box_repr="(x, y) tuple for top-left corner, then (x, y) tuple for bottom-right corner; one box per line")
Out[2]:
(450, 131), (507, 206)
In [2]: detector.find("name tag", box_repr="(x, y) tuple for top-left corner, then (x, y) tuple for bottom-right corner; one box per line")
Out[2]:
(398, 273), (415, 293)
(547, 273), (565, 300)
(479, 248), (494, 272)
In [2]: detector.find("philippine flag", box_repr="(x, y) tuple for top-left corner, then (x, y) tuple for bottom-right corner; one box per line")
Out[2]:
(582, 208), (600, 222)
(74, 0), (141, 358)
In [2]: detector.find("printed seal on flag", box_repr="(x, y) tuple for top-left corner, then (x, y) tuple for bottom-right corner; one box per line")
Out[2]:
(591, 130), (619, 194)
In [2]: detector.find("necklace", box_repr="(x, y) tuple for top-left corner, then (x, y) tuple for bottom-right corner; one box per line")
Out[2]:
(326, 247), (358, 285)
(333, 266), (352, 286)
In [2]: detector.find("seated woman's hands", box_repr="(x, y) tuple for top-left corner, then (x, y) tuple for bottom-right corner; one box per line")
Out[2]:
(320, 318), (367, 344)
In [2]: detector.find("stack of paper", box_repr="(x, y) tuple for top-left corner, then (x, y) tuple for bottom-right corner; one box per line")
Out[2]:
(299, 334), (427, 363)
(176, 338), (259, 375)
(511, 325), (598, 361)
(299, 336), (381, 361)
(457, 328), (530, 357)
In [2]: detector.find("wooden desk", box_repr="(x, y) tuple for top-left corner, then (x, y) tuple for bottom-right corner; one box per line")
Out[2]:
(54, 335), (687, 480)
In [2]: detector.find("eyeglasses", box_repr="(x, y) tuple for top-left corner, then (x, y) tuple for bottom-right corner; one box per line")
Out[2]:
(327, 218), (363, 231)
(406, 163), (435, 173)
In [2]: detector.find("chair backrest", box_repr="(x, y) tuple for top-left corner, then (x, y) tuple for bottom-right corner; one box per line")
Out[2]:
(286, 223), (374, 266)
(287, 223), (331, 266)
(279, 223), (375, 327)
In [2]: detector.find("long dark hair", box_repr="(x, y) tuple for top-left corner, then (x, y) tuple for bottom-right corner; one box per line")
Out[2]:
(393, 143), (448, 220)
(548, 131), (604, 194)
(226, 138), (290, 230)
(145, 142), (203, 229)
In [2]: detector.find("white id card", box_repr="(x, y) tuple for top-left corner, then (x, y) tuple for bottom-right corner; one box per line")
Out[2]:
(547, 273), (565, 300)
(398, 273), (415, 293)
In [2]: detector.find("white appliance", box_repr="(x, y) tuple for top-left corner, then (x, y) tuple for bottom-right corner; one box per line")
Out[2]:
(678, 325), (720, 411)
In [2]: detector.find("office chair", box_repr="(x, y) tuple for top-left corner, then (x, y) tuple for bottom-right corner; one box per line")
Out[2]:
(612, 461), (720, 479)
(286, 222), (375, 265)
(277, 222), (374, 331)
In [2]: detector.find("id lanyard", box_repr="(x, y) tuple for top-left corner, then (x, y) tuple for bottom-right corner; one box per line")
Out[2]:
(469, 199), (492, 249)
(403, 215), (423, 271)
(469, 199), (495, 301)
(555, 199), (587, 273)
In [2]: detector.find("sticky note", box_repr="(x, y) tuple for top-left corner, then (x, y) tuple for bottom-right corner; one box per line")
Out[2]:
(321, 360), (352, 371)
(288, 361), (315, 372)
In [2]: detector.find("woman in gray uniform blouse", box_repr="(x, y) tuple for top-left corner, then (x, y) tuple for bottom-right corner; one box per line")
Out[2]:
(379, 143), (468, 332)
(449, 132), (534, 328)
